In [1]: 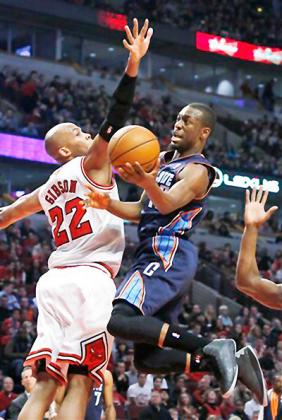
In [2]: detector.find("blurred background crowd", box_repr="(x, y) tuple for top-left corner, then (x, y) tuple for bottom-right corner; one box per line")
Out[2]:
(66, 0), (281, 46)
(0, 67), (281, 176)
(0, 216), (281, 419)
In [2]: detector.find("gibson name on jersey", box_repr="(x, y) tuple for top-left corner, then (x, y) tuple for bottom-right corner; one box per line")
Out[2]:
(45, 179), (78, 205)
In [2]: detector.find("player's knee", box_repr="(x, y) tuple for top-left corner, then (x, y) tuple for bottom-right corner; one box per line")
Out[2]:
(67, 374), (93, 395)
(107, 314), (119, 336)
(107, 302), (137, 336)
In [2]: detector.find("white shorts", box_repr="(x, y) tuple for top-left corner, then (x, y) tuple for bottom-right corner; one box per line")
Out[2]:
(24, 264), (116, 386)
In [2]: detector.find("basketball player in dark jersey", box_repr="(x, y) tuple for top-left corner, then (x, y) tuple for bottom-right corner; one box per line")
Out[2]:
(85, 370), (115, 420)
(83, 103), (266, 404)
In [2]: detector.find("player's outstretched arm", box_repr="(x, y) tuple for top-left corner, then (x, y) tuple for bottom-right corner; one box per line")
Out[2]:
(0, 188), (42, 229)
(80, 188), (146, 223)
(117, 162), (209, 215)
(235, 187), (282, 310)
(83, 19), (153, 178)
(103, 370), (116, 420)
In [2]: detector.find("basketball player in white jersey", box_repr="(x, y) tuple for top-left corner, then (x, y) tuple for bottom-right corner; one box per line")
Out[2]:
(0, 19), (153, 420)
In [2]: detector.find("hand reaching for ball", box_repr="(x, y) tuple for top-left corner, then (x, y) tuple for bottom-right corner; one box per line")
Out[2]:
(80, 186), (110, 210)
(116, 159), (160, 189)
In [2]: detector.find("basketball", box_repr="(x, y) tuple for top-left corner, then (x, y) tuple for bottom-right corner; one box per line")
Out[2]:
(108, 125), (160, 172)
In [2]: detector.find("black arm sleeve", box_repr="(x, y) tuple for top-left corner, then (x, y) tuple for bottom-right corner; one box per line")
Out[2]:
(99, 73), (137, 142)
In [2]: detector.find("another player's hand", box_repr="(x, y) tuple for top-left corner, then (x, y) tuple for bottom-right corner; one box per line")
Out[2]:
(79, 186), (110, 210)
(123, 18), (153, 62)
(244, 187), (278, 228)
(116, 160), (159, 188)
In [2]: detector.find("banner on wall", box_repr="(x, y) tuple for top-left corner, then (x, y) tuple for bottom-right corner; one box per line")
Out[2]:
(0, 133), (280, 193)
(196, 31), (282, 65)
(213, 167), (280, 193)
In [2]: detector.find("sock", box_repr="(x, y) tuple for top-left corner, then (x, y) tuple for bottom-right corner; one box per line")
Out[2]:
(162, 324), (210, 353)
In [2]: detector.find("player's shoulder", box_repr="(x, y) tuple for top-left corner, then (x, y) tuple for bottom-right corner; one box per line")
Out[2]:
(56, 156), (83, 175)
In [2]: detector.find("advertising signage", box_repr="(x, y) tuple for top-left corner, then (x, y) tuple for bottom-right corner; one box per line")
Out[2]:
(213, 168), (280, 194)
(0, 133), (280, 194)
(196, 31), (282, 65)
(97, 10), (128, 31)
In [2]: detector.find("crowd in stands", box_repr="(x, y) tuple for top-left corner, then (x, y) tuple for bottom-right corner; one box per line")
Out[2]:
(201, 209), (282, 242)
(213, 114), (282, 176)
(65, 0), (281, 46)
(0, 66), (281, 177)
(0, 213), (281, 418)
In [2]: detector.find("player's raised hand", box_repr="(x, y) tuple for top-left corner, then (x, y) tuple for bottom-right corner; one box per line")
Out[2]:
(116, 159), (160, 189)
(244, 186), (278, 228)
(123, 18), (153, 62)
(80, 186), (110, 210)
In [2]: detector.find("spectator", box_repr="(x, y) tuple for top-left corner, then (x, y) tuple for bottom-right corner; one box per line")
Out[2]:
(218, 305), (233, 328)
(127, 373), (151, 407)
(152, 376), (165, 393)
(177, 392), (197, 418)
(112, 361), (129, 397)
(139, 390), (172, 420)
(0, 282), (20, 311)
(20, 122), (39, 137)
(0, 377), (17, 413)
(199, 390), (223, 419)
(244, 395), (262, 419)
(169, 375), (187, 406)
(264, 373), (282, 420)
(230, 399), (249, 420)
(5, 367), (36, 420)
(193, 374), (212, 406)
(145, 374), (168, 394)
(4, 326), (33, 379)
(262, 80), (275, 112)
(0, 295), (11, 322)
(125, 350), (138, 386)
(220, 395), (235, 419)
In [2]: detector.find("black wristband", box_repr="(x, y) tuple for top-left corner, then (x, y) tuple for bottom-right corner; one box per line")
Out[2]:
(99, 119), (122, 143)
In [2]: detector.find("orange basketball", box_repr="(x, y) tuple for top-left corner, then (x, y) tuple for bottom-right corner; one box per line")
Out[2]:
(108, 125), (160, 172)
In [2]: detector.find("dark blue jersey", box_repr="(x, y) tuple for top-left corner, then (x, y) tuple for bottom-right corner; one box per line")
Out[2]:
(85, 384), (103, 420)
(138, 151), (216, 242)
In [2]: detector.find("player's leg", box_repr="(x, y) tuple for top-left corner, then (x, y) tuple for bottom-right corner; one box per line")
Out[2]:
(134, 343), (189, 374)
(56, 266), (115, 415)
(18, 372), (58, 420)
(108, 301), (210, 352)
(108, 242), (211, 354)
(133, 342), (267, 405)
(56, 374), (93, 420)
(53, 383), (66, 415)
(19, 271), (68, 419)
(109, 241), (238, 397)
(108, 301), (237, 393)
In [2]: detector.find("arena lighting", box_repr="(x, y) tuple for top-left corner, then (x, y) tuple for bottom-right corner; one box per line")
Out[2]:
(196, 32), (282, 65)
(213, 168), (280, 193)
(97, 10), (128, 31)
(0, 132), (57, 164)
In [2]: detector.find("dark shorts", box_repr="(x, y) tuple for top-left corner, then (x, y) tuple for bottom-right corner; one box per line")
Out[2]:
(114, 236), (198, 323)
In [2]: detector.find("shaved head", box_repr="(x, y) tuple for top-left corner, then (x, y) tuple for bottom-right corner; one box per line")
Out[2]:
(45, 123), (90, 163)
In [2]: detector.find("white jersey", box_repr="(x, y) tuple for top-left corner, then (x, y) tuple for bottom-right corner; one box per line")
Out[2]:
(38, 156), (125, 277)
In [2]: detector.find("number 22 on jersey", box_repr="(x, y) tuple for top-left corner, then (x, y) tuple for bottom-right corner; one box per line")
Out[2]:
(49, 197), (93, 247)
